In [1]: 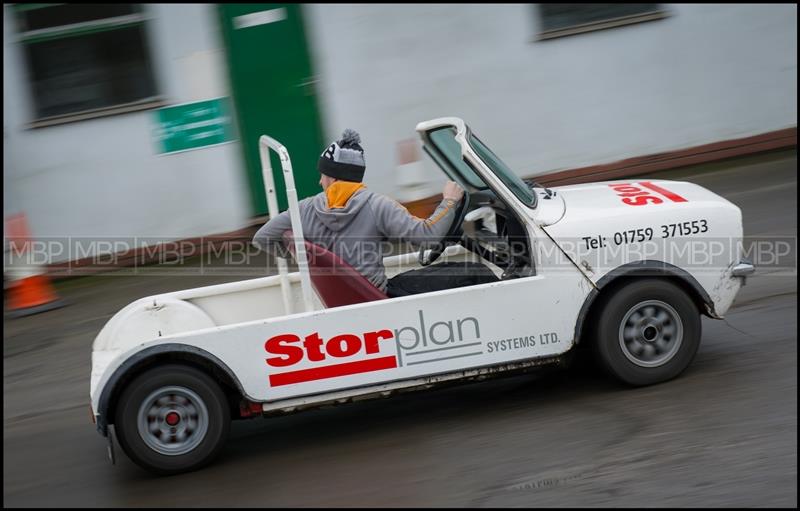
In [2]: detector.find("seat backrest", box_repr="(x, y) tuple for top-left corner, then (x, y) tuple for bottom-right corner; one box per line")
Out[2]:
(282, 230), (388, 308)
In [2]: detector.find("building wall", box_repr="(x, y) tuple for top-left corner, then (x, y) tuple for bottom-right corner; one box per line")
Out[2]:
(3, 4), (797, 266)
(305, 3), (798, 199)
(3, 4), (252, 261)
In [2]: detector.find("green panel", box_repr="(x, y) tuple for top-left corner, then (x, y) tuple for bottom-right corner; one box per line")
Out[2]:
(152, 97), (236, 154)
(218, 4), (325, 214)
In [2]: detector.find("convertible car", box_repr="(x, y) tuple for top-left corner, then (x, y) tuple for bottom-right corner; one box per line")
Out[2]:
(89, 117), (754, 474)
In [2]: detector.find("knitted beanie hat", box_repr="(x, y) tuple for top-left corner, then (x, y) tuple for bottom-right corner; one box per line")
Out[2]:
(318, 129), (366, 182)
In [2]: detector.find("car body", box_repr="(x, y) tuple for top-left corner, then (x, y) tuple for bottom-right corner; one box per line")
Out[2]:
(89, 117), (754, 474)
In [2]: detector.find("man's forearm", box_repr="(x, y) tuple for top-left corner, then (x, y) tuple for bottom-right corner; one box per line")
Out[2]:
(252, 210), (292, 254)
(375, 196), (457, 246)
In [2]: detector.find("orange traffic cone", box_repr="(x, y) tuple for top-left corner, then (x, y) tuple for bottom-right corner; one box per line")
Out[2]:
(4, 213), (65, 317)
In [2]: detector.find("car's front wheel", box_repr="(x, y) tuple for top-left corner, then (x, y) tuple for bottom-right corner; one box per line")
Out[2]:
(592, 279), (701, 386)
(114, 364), (231, 475)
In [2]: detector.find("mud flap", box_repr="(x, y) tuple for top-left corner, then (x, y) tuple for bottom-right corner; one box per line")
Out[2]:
(107, 427), (116, 465)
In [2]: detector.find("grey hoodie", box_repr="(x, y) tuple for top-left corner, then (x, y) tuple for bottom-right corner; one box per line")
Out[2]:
(252, 187), (457, 292)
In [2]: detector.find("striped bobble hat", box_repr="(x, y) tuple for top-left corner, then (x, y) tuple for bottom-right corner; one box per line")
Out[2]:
(318, 129), (366, 182)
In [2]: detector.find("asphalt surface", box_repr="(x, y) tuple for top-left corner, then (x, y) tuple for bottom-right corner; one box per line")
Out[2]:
(3, 150), (797, 507)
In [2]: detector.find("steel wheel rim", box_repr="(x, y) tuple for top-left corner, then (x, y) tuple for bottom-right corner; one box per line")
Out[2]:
(137, 386), (209, 456)
(618, 299), (683, 368)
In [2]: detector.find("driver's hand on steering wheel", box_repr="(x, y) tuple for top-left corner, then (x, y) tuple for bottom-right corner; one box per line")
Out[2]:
(442, 181), (464, 203)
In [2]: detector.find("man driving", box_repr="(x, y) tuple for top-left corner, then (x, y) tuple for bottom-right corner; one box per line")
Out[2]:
(252, 129), (497, 297)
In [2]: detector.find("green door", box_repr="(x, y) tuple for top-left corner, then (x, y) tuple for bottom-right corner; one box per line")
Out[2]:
(218, 4), (325, 215)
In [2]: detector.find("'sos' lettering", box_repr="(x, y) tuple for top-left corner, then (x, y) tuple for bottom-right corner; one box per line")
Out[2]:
(609, 182), (687, 206)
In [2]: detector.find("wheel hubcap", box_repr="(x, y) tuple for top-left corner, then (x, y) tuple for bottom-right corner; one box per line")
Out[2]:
(137, 386), (209, 456)
(165, 411), (180, 426)
(618, 300), (683, 368)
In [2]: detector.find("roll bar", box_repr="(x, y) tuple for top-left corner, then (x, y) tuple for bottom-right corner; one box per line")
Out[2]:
(258, 136), (315, 313)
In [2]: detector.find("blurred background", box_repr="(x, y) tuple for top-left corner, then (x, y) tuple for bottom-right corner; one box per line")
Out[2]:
(3, 4), (797, 507)
(3, 3), (796, 265)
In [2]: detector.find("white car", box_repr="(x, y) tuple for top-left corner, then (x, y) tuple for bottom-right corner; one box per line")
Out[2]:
(89, 117), (754, 474)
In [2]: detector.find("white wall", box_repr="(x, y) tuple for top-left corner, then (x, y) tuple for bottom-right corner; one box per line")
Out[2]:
(3, 4), (796, 265)
(3, 4), (251, 262)
(305, 3), (797, 198)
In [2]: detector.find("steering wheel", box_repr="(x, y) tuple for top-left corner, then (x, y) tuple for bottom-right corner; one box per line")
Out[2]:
(419, 195), (469, 266)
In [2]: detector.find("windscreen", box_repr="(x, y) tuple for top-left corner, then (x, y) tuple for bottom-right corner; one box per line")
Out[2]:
(426, 127), (537, 208)
(428, 128), (485, 189)
(467, 132), (537, 207)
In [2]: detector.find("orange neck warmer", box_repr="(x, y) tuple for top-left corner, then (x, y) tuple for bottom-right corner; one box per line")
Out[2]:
(325, 181), (366, 209)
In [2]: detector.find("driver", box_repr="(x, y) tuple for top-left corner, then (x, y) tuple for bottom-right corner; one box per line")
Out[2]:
(252, 129), (497, 297)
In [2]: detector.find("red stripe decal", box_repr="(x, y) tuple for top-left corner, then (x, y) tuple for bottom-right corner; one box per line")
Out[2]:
(639, 182), (688, 203)
(269, 356), (398, 387)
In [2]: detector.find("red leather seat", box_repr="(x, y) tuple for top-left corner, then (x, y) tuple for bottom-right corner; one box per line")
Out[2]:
(282, 230), (389, 308)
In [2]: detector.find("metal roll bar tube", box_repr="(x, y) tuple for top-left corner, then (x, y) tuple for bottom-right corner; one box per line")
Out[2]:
(258, 136), (315, 313)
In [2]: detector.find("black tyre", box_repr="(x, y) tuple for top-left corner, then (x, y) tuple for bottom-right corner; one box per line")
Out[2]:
(114, 364), (231, 475)
(592, 279), (701, 386)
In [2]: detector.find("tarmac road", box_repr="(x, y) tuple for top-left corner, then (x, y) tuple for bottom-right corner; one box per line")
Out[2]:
(3, 150), (797, 507)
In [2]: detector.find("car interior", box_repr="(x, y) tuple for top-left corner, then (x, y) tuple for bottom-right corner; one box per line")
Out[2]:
(279, 126), (540, 309)
(420, 126), (537, 281)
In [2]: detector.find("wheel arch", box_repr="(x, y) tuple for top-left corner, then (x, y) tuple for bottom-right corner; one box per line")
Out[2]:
(573, 260), (714, 346)
(96, 344), (250, 437)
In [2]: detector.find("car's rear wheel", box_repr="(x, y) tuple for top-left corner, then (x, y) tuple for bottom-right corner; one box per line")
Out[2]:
(592, 279), (701, 386)
(114, 364), (230, 475)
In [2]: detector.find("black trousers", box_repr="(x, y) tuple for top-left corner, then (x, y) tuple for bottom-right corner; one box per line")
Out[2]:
(386, 262), (499, 298)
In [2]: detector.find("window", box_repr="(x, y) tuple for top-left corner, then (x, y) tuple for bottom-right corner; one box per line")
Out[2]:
(536, 4), (667, 41)
(14, 4), (161, 126)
